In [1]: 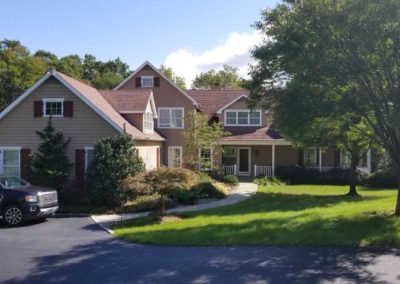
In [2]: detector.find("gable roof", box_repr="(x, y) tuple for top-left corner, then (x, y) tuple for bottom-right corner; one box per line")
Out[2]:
(223, 125), (283, 141)
(0, 71), (164, 141)
(114, 60), (199, 107)
(99, 89), (157, 117)
(186, 89), (249, 117)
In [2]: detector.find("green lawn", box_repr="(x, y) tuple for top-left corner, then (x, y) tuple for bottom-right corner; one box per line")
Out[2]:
(113, 185), (400, 246)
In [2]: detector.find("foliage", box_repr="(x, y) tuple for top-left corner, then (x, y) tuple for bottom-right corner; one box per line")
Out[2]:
(248, 0), (400, 211)
(58, 180), (89, 206)
(120, 167), (198, 215)
(114, 185), (400, 246)
(175, 191), (198, 205)
(366, 170), (398, 188)
(192, 182), (228, 199)
(159, 65), (186, 90)
(196, 172), (215, 183)
(223, 175), (239, 186)
(192, 65), (245, 90)
(30, 118), (71, 190)
(119, 194), (175, 214)
(254, 176), (284, 186)
(0, 40), (48, 110)
(182, 110), (230, 170)
(86, 133), (145, 207)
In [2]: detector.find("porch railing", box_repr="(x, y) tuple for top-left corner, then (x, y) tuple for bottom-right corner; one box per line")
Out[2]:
(223, 164), (236, 175)
(254, 165), (274, 177)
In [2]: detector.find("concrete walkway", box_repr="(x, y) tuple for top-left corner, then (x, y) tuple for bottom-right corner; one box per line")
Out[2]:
(91, 182), (257, 232)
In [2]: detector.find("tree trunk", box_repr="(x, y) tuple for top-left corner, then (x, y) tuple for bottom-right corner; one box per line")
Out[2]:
(395, 174), (400, 216)
(347, 152), (360, 197)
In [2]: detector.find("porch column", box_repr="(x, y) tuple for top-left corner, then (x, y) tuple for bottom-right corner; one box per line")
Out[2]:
(272, 144), (275, 176)
(367, 148), (372, 173)
(319, 147), (322, 172)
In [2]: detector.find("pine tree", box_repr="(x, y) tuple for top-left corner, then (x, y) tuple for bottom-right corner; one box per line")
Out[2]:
(30, 117), (71, 190)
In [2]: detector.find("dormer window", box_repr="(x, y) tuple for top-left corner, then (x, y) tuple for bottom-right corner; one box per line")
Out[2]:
(141, 76), (154, 88)
(224, 110), (261, 126)
(43, 98), (64, 117)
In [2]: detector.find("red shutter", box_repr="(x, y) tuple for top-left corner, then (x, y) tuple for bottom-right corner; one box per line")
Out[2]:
(157, 147), (160, 167)
(75, 149), (85, 181)
(135, 77), (141, 88)
(154, 77), (160, 88)
(298, 149), (304, 166)
(334, 149), (340, 167)
(64, 101), (73, 118)
(20, 149), (31, 179)
(33, 101), (43, 117)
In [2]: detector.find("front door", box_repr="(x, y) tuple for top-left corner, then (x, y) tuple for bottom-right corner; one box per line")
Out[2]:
(237, 147), (251, 175)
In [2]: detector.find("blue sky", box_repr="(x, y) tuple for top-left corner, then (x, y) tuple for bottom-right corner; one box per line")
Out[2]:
(0, 0), (280, 84)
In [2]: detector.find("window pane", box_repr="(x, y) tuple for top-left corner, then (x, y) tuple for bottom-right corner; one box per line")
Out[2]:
(238, 112), (248, 125)
(2, 150), (20, 177)
(45, 101), (62, 116)
(250, 112), (260, 125)
(226, 112), (236, 124)
(304, 148), (316, 167)
(223, 147), (236, 157)
(199, 148), (212, 170)
(171, 109), (183, 128)
(169, 147), (181, 167)
(159, 109), (170, 127)
(142, 77), (154, 87)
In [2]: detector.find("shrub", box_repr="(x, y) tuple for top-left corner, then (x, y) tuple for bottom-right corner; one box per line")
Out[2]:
(58, 180), (89, 206)
(223, 175), (239, 186)
(86, 134), (145, 207)
(254, 176), (284, 186)
(366, 170), (397, 188)
(193, 182), (228, 199)
(118, 194), (174, 213)
(175, 191), (198, 205)
(120, 167), (198, 215)
(197, 172), (215, 183)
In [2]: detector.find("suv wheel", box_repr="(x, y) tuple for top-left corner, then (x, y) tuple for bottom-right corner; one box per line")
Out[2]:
(3, 205), (24, 226)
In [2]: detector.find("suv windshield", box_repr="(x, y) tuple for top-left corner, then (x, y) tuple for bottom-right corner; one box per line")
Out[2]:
(0, 176), (30, 189)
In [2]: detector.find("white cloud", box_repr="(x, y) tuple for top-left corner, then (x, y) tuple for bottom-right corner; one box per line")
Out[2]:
(164, 31), (263, 87)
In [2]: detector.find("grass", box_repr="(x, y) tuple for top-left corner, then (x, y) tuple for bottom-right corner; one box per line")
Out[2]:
(113, 185), (400, 246)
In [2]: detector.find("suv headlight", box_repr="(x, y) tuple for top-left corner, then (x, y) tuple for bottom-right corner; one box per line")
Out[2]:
(24, 195), (38, 203)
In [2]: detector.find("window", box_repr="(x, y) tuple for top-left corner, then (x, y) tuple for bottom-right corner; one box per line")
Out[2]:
(223, 147), (236, 157)
(0, 148), (20, 177)
(224, 110), (261, 126)
(199, 148), (212, 170)
(168, 146), (182, 168)
(304, 147), (317, 167)
(340, 150), (351, 167)
(85, 147), (94, 172)
(158, 108), (184, 128)
(43, 98), (64, 117)
(141, 76), (154, 87)
(143, 112), (154, 133)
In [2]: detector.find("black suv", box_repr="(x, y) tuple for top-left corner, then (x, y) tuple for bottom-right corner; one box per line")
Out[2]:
(0, 176), (58, 226)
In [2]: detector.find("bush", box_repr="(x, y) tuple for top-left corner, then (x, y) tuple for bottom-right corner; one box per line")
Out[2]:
(197, 172), (215, 183)
(193, 182), (228, 199)
(118, 194), (174, 213)
(58, 180), (89, 206)
(175, 191), (198, 205)
(223, 175), (239, 186)
(86, 134), (145, 207)
(254, 176), (284, 186)
(366, 170), (397, 188)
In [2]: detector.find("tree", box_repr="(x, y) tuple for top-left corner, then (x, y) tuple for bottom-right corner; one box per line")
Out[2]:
(57, 55), (82, 79)
(30, 118), (71, 190)
(160, 65), (186, 90)
(0, 40), (47, 110)
(86, 133), (145, 206)
(192, 65), (244, 90)
(182, 110), (230, 171)
(249, 0), (400, 214)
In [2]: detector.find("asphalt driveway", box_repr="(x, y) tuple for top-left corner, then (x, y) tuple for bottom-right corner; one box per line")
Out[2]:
(0, 216), (399, 284)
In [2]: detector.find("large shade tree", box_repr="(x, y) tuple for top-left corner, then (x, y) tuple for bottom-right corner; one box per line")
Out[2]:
(249, 0), (400, 214)
(192, 65), (245, 90)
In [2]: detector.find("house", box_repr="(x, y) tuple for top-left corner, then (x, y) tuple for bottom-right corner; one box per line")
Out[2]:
(0, 61), (371, 181)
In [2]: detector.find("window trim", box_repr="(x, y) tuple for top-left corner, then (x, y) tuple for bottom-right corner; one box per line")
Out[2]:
(157, 107), (184, 129)
(168, 146), (183, 168)
(84, 147), (94, 173)
(0, 147), (21, 177)
(224, 109), (262, 126)
(304, 147), (317, 167)
(43, 98), (64, 118)
(141, 76), (154, 88)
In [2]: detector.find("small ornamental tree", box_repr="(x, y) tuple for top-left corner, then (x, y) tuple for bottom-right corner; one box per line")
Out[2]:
(182, 110), (230, 171)
(86, 133), (145, 207)
(120, 167), (197, 216)
(30, 117), (71, 190)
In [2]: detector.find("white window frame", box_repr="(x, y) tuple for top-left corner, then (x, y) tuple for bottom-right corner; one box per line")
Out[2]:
(224, 109), (262, 126)
(143, 111), (154, 134)
(199, 148), (213, 170)
(84, 147), (94, 173)
(43, 98), (64, 118)
(304, 147), (317, 167)
(168, 146), (183, 168)
(0, 147), (21, 177)
(157, 107), (184, 129)
(223, 147), (236, 158)
(141, 76), (154, 88)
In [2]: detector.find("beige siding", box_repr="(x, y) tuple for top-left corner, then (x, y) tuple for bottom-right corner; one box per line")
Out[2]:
(0, 77), (119, 178)
(123, 113), (143, 132)
(275, 145), (299, 167)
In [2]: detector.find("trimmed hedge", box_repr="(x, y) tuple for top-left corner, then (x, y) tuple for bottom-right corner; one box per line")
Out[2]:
(366, 170), (397, 188)
(275, 166), (368, 185)
(223, 175), (239, 186)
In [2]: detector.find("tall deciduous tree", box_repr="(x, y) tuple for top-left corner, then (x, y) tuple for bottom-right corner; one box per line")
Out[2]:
(192, 65), (244, 90)
(160, 65), (186, 90)
(249, 0), (400, 214)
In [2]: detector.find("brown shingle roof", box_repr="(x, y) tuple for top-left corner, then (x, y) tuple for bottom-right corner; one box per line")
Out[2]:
(99, 90), (152, 113)
(187, 89), (249, 117)
(56, 72), (164, 141)
(223, 125), (283, 141)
